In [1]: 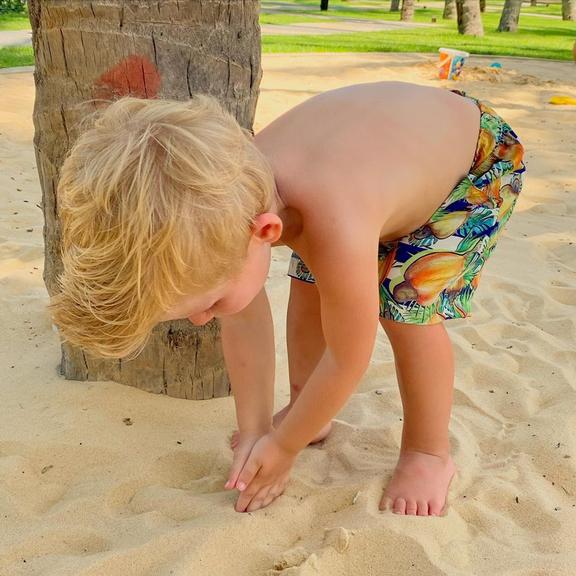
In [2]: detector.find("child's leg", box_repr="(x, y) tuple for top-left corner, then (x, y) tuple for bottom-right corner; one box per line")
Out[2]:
(379, 318), (456, 516)
(286, 278), (326, 404)
(275, 279), (332, 443)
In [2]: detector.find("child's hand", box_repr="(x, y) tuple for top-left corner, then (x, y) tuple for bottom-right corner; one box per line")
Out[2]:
(225, 430), (269, 493)
(229, 433), (297, 513)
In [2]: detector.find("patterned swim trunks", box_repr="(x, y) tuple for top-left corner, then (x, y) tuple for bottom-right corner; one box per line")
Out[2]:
(287, 89), (527, 324)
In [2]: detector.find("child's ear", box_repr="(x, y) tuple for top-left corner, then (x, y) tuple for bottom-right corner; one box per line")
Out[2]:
(252, 213), (283, 244)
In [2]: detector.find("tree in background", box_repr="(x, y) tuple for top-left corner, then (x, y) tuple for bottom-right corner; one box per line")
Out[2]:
(443, 0), (457, 19)
(401, 0), (415, 21)
(456, 0), (484, 35)
(562, 0), (575, 20)
(498, 0), (522, 31)
(28, 0), (262, 400)
(390, 0), (401, 12)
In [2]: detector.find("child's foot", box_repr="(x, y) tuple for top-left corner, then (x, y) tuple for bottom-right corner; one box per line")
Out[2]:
(379, 450), (456, 516)
(229, 403), (332, 450)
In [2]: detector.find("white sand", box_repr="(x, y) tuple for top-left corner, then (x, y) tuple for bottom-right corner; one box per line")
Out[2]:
(1, 53), (575, 575)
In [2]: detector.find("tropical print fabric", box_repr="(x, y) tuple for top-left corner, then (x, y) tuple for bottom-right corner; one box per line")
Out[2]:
(287, 90), (527, 324)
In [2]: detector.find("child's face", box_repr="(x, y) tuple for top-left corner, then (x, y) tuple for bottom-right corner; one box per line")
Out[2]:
(160, 213), (282, 325)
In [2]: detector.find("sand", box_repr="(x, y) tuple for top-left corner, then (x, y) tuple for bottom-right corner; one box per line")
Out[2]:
(1, 53), (575, 575)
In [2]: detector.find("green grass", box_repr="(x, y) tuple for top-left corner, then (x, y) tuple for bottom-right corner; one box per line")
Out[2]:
(261, 26), (572, 61)
(260, 1), (574, 61)
(0, 1), (573, 69)
(0, 10), (29, 30)
(0, 44), (32, 68)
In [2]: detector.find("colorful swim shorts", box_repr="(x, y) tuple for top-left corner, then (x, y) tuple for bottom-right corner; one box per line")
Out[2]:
(287, 89), (527, 325)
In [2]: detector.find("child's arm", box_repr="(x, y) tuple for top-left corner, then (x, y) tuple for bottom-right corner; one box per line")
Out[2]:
(271, 232), (381, 454)
(220, 286), (275, 435)
(231, 229), (381, 512)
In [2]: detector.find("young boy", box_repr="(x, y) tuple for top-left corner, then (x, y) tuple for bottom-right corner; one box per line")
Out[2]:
(52, 81), (526, 517)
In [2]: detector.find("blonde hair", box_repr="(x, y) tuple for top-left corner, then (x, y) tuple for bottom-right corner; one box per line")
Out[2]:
(49, 94), (276, 359)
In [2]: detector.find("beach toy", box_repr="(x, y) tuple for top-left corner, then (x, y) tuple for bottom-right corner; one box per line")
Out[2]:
(549, 95), (576, 105)
(490, 62), (502, 69)
(438, 48), (470, 80)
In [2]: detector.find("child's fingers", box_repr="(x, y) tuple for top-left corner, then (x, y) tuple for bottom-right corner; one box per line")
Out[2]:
(249, 482), (286, 512)
(236, 478), (287, 513)
(261, 488), (282, 509)
(236, 456), (262, 493)
(235, 473), (264, 512)
(245, 485), (273, 513)
(225, 442), (255, 489)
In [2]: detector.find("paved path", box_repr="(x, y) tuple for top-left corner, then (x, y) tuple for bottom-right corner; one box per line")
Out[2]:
(0, 29), (31, 48)
(260, 18), (431, 35)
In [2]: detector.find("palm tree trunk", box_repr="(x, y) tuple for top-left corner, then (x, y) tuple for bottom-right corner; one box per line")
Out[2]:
(498, 0), (523, 31)
(401, 0), (415, 21)
(390, 0), (401, 11)
(28, 0), (262, 399)
(443, 0), (457, 19)
(562, 0), (576, 20)
(456, 0), (484, 35)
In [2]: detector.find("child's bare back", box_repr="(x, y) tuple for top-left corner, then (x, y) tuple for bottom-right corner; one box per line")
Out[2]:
(255, 81), (481, 255)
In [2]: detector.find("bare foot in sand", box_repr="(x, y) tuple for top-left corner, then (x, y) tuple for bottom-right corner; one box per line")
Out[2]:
(379, 450), (456, 516)
(230, 403), (332, 450)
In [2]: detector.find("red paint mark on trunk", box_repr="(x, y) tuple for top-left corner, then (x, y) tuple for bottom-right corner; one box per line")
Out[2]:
(93, 55), (161, 101)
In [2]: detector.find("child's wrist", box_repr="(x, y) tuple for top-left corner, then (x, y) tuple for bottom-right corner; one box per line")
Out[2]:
(238, 425), (273, 437)
(270, 428), (301, 456)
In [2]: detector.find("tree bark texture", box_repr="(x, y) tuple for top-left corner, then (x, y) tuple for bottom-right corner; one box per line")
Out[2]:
(443, 0), (456, 19)
(562, 0), (575, 20)
(456, 0), (484, 35)
(28, 0), (262, 399)
(401, 0), (415, 21)
(497, 0), (522, 31)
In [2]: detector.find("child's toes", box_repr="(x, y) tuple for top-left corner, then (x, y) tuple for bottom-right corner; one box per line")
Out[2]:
(428, 500), (444, 517)
(393, 497), (407, 515)
(379, 496), (393, 512)
(405, 500), (418, 515)
(417, 500), (429, 516)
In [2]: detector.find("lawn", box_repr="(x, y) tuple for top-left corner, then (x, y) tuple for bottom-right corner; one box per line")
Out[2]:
(0, 0), (573, 69)
(0, 10), (29, 30)
(258, 0), (574, 60)
(260, 12), (573, 60)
